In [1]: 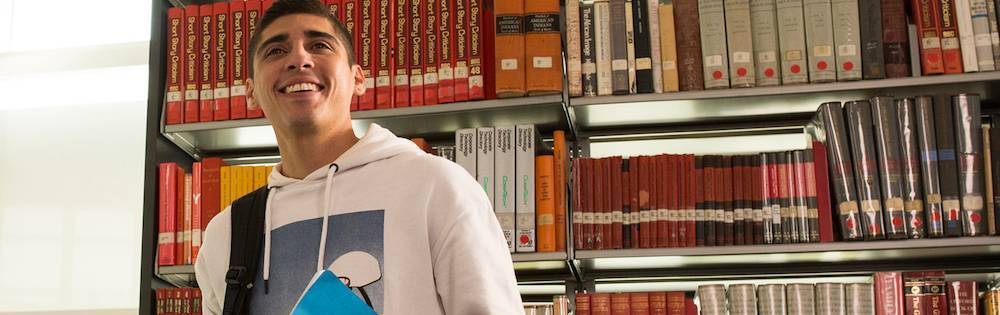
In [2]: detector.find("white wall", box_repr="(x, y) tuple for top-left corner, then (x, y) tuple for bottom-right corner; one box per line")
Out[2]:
(0, 0), (150, 313)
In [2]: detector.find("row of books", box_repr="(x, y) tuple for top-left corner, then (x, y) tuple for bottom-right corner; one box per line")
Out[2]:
(164, 0), (565, 125)
(157, 160), (270, 267)
(814, 94), (995, 241)
(571, 150), (833, 250)
(574, 291), (697, 315)
(155, 287), (202, 315)
(523, 296), (570, 315)
(453, 126), (570, 253)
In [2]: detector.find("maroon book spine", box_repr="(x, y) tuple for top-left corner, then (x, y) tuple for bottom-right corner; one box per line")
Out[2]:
(875, 272), (906, 315)
(630, 156), (641, 249)
(924, 271), (948, 315)
(947, 281), (978, 314)
(577, 293), (593, 315)
(612, 157), (624, 249)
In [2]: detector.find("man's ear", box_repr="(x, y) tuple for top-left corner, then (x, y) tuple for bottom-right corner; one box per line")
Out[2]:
(247, 78), (258, 111)
(353, 64), (365, 96)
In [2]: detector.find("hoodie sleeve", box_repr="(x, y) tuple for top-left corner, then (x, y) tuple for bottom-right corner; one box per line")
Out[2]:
(195, 207), (232, 315)
(428, 164), (524, 314)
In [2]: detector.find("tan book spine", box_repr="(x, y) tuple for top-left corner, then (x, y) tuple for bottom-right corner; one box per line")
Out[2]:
(658, 1), (680, 92)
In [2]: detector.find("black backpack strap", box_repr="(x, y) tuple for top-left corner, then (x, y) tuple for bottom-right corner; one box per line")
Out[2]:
(223, 187), (270, 315)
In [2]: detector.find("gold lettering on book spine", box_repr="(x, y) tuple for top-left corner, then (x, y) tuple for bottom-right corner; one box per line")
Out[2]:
(186, 16), (198, 85)
(216, 13), (227, 84)
(233, 11), (244, 82)
(396, 0), (408, 73)
(455, 0), (466, 59)
(411, 0), (423, 69)
(439, 0), (451, 61)
(469, 0), (481, 75)
(201, 16), (212, 85)
(426, 0), (437, 68)
(361, 0), (373, 68)
(941, 0), (954, 28)
(169, 18), (181, 87)
(345, 2), (356, 36)
(378, 0), (390, 69)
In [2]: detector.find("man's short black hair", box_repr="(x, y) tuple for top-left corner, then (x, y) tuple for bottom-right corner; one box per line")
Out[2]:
(248, 0), (356, 78)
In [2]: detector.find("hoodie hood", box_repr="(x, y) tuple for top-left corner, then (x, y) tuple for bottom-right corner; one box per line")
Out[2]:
(262, 123), (424, 292)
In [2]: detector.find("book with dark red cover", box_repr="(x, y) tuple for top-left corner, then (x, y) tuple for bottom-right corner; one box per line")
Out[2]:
(483, 0), (496, 100)
(213, 2), (231, 121)
(640, 156), (652, 248)
(407, 0), (424, 106)
(686, 155), (697, 247)
(650, 156), (660, 247)
(183, 6), (200, 123)
(630, 157), (641, 248)
(649, 292), (667, 315)
(468, 0), (485, 100)
(947, 281), (978, 314)
(933, 96), (964, 237)
(669, 155), (680, 248)
(585, 158), (596, 249)
(939, 0), (964, 73)
(201, 158), (222, 235)
(394, 0), (411, 107)
(871, 96), (910, 239)
(158, 163), (179, 266)
(915, 96), (946, 237)
(524, 0), (562, 95)
(437, 0), (456, 103)
(577, 293), (593, 315)
(246, 0), (264, 118)
(605, 158), (615, 249)
(882, 0), (912, 77)
(810, 143), (836, 242)
(903, 272), (926, 315)
(723, 156), (734, 245)
(166, 8), (184, 125)
(953, 94), (986, 236)
(875, 272), (905, 315)
(911, 0), (945, 75)
(358, 0), (376, 110)
(695, 156), (705, 246)
(766, 152), (782, 243)
(667, 292), (686, 315)
(595, 158), (606, 250)
(611, 293), (631, 315)
(263, 0), (274, 11)
(343, 0), (360, 110)
(423, 0), (440, 105)
(623, 158), (632, 248)
(673, 0), (704, 91)
(704, 156), (717, 246)
(229, 1), (247, 120)
(924, 271), (947, 315)
(630, 292), (649, 315)
(198, 6), (214, 121)
(573, 159), (584, 250)
(733, 156), (745, 245)
(658, 155), (669, 248)
(494, 0), (525, 97)
(373, 0), (392, 109)
(778, 152), (793, 243)
(453, 0), (470, 101)
(612, 157), (624, 249)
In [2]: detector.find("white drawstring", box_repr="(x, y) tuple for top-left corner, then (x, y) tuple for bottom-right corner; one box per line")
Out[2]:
(263, 187), (277, 294)
(317, 164), (339, 273)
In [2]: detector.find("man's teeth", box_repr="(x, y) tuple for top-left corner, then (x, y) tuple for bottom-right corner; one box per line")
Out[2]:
(284, 83), (319, 93)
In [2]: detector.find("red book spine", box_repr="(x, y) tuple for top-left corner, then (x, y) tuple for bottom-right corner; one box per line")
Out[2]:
(925, 271), (947, 315)
(574, 159), (584, 249)
(408, 0), (424, 106)
(810, 144), (835, 242)
(468, 0), (485, 100)
(166, 8), (184, 125)
(424, 0), (440, 105)
(201, 157), (222, 232)
(687, 155), (697, 247)
(191, 162), (203, 263)
(722, 156), (732, 246)
(734, 156), (745, 246)
(743, 156), (755, 245)
(876, 272), (906, 315)
(657, 155), (669, 247)
(666, 292), (685, 315)
(263, 0), (274, 11)
(483, 0), (496, 99)
(343, 0), (360, 111)
(183, 6), (200, 123)
(704, 156), (716, 246)
(623, 159), (632, 249)
(454, 0), (471, 101)
(594, 158), (606, 250)
(649, 156), (660, 247)
(578, 293), (593, 315)
(904, 272), (927, 315)
(675, 155), (686, 247)
(174, 166), (186, 265)
(640, 156), (652, 248)
(938, 0), (964, 73)
(183, 173), (192, 265)
(230, 1), (248, 120)
(667, 155), (678, 248)
(684, 294), (697, 315)
(193, 288), (203, 315)
(438, 0), (456, 103)
(777, 153), (791, 243)
(394, 0), (410, 107)
(911, 0), (946, 74)
(649, 292), (667, 315)
(585, 158), (595, 249)
(630, 157), (641, 249)
(376, 0), (394, 109)
(359, 0), (377, 110)
(325, 0), (342, 19)
(612, 157), (624, 249)
(605, 158), (615, 249)
(631, 292), (650, 315)
(593, 293), (612, 315)
(947, 281), (978, 314)
(158, 163), (178, 266)
(213, 2), (231, 121)
(245, 0), (264, 118)
(612, 293), (632, 315)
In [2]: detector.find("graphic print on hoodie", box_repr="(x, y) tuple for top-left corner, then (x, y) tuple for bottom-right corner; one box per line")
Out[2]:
(251, 210), (384, 314)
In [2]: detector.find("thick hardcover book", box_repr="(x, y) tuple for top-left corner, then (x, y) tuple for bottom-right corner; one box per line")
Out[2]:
(633, 0), (655, 93)
(493, 126), (515, 252)
(674, 0), (705, 90)
(455, 128), (477, 176)
(191, 163), (202, 262)
(593, 159), (604, 249)
(630, 156), (641, 248)
(934, 97), (964, 236)
(915, 96), (947, 237)
(166, 8), (184, 125)
(860, 0), (885, 79)
(438, 0), (456, 102)
(831, 0), (862, 80)
(582, 0), (599, 96)
(816, 283), (846, 314)
(803, 0), (837, 82)
(786, 284), (817, 314)
(229, 1), (247, 119)
(845, 100), (887, 239)
(686, 155), (697, 246)
(577, 293), (592, 315)
(453, 0), (469, 101)
(658, 1), (681, 92)
(201, 157), (222, 242)
(183, 6), (200, 123)
(553, 131), (567, 251)
(776, 0), (809, 84)
(536, 155), (556, 252)
(568, 0), (583, 97)
(611, 157), (623, 249)
(752, 155), (766, 244)
(723, 156), (734, 245)
(794, 151), (812, 242)
(175, 167), (187, 265)
(695, 156), (706, 246)
(213, 2), (231, 121)
(846, 283), (875, 314)
(956, 0), (981, 72)
(626, 0), (637, 94)
(611, 293), (631, 315)
(359, 0), (376, 110)
(953, 94), (987, 235)
(183, 174), (192, 264)
(596, 0), (614, 95)
(924, 271), (948, 314)
(871, 96), (910, 239)
(786, 152), (799, 243)
(818, 102), (864, 241)
(803, 149), (824, 242)
(343, 0), (360, 110)
(600, 158), (611, 249)
(940, 0), (965, 73)
(733, 156), (745, 245)
(704, 156), (717, 246)
(761, 153), (773, 243)
(750, 0), (781, 87)
(726, 0), (757, 87)
(584, 158), (595, 249)
(913, 0), (946, 75)
(199, 5), (215, 122)
(698, 285), (727, 314)
(970, 0), (996, 70)
(468, 0), (484, 100)
(647, 0), (664, 93)
(245, 0), (264, 118)
(158, 163), (179, 266)
(729, 284), (758, 314)
(874, 272), (905, 315)
(394, 0), (411, 107)
(593, 293), (613, 315)
(769, 152), (784, 243)
(657, 156), (668, 247)
(623, 159), (632, 248)
(758, 284), (787, 314)
(525, 0), (563, 95)
(903, 272), (927, 315)
(699, 0), (731, 89)
(424, 0), (440, 104)
(648, 156), (660, 247)
(896, 98), (928, 239)
(610, 0), (630, 94)
(947, 281), (979, 313)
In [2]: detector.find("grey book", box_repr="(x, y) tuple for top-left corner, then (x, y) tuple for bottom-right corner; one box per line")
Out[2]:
(845, 100), (886, 240)
(818, 102), (864, 241)
(831, 0), (862, 81)
(803, 0), (837, 82)
(751, 0), (782, 86)
(568, 0), (584, 97)
(845, 283), (875, 315)
(786, 284), (817, 315)
(758, 284), (787, 315)
(725, 0), (757, 87)
(914, 96), (946, 237)
(581, 0), (599, 96)
(611, 0), (631, 94)
(595, 0), (614, 95)
(953, 94), (987, 236)
(986, 0), (1000, 68)
(815, 283), (846, 315)
(727, 284), (758, 315)
(699, 0), (731, 89)
(971, 0), (997, 70)
(859, 0), (885, 79)
(896, 98), (928, 239)
(776, 0), (809, 84)
(871, 96), (909, 239)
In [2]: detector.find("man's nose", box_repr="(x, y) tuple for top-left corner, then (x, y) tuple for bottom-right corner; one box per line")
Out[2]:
(285, 45), (314, 70)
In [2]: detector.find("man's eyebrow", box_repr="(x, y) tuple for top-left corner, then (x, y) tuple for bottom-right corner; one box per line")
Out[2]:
(257, 33), (289, 54)
(305, 30), (337, 41)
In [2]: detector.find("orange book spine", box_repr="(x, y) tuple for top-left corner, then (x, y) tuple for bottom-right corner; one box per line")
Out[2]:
(230, 1), (248, 119)
(454, 0), (470, 101)
(611, 293), (631, 315)
(198, 5), (215, 122)
(912, 0), (946, 74)
(213, 2), (231, 121)
(192, 162), (203, 263)
(166, 8), (184, 125)
(493, 0), (526, 97)
(376, 0), (394, 109)
(343, 0), (360, 111)
(359, 0), (377, 110)
(437, 0), (456, 103)
(424, 0), (440, 105)
(409, 0), (425, 105)
(524, 0), (562, 95)
(536, 155), (557, 252)
(174, 166), (186, 266)
(245, 0), (264, 118)
(553, 131), (567, 251)
(158, 163), (178, 266)
(394, 0), (411, 107)
(468, 0), (485, 100)
(183, 6), (200, 123)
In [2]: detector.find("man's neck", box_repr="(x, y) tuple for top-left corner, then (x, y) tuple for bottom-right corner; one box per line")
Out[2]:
(274, 123), (359, 179)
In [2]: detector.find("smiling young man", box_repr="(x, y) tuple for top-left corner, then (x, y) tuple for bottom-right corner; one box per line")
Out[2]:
(193, 1), (523, 314)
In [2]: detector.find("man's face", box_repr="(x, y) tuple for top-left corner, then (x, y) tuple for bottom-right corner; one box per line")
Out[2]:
(247, 14), (363, 133)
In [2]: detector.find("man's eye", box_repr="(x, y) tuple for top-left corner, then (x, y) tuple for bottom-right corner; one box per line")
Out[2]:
(312, 42), (332, 50)
(265, 47), (285, 57)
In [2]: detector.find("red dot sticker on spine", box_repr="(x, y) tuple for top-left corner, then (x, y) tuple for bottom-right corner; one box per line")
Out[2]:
(949, 209), (959, 220)
(892, 217), (903, 227)
(791, 65), (801, 74)
(713, 71), (723, 79)
(818, 61), (828, 70)
(519, 235), (530, 244)
(765, 68), (775, 77)
(932, 211), (942, 221)
(846, 217), (856, 229)
(737, 68), (747, 77)
(843, 61), (854, 71)
(912, 217), (922, 227)
(972, 213), (982, 223)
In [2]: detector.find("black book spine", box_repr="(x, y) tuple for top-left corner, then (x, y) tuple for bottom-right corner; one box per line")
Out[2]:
(734, 155), (745, 246)
(581, 1), (599, 96)
(622, 158), (632, 247)
(723, 155), (734, 246)
(633, 0), (654, 93)
(753, 155), (766, 244)
(845, 100), (887, 240)
(915, 96), (946, 237)
(611, 0), (630, 94)
(818, 102), (865, 240)
(707, 155), (718, 246)
(896, 98), (928, 239)
(953, 94), (986, 236)
(871, 96), (910, 239)
(933, 96), (964, 237)
(695, 155), (706, 246)
(859, 0), (885, 79)
(781, 151), (795, 243)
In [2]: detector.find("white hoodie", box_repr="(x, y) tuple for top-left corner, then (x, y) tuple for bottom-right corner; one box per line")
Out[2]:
(194, 124), (523, 314)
